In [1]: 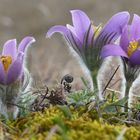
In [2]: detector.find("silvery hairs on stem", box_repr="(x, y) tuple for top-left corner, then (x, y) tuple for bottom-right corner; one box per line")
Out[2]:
(0, 68), (32, 119)
(97, 56), (125, 100)
(123, 63), (140, 108)
(98, 37), (126, 100)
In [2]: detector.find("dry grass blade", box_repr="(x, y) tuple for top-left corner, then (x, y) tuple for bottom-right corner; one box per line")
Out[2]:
(102, 65), (120, 97)
(116, 128), (127, 140)
(45, 125), (59, 140)
(0, 122), (17, 134)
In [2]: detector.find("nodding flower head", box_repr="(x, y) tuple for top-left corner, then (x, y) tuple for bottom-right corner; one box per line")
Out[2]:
(46, 10), (130, 70)
(101, 14), (140, 67)
(0, 37), (35, 85)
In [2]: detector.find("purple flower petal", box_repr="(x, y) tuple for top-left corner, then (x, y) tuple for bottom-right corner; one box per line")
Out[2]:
(18, 36), (35, 53)
(97, 11), (130, 45)
(129, 48), (140, 65)
(66, 24), (77, 37)
(2, 39), (17, 61)
(46, 25), (70, 38)
(101, 44), (128, 58)
(6, 52), (24, 85)
(70, 10), (93, 44)
(0, 62), (6, 84)
(130, 14), (140, 40)
(47, 25), (82, 48)
(66, 24), (83, 48)
(120, 25), (129, 52)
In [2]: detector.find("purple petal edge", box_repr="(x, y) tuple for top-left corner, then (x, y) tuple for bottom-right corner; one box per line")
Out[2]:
(0, 63), (6, 85)
(130, 14), (140, 40)
(101, 44), (128, 58)
(129, 48), (140, 65)
(70, 10), (93, 43)
(46, 25), (69, 38)
(102, 11), (130, 35)
(2, 39), (17, 61)
(6, 52), (24, 85)
(18, 36), (36, 53)
(96, 11), (130, 47)
(120, 25), (129, 52)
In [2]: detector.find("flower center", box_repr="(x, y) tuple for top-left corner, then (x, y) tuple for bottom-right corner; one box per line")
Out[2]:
(0, 56), (12, 72)
(127, 40), (140, 56)
(92, 24), (102, 38)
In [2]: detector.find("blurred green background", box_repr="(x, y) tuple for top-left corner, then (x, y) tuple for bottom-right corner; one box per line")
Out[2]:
(0, 0), (139, 87)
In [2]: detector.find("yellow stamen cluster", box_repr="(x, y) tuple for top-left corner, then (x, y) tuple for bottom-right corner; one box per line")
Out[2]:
(0, 56), (12, 72)
(127, 40), (140, 56)
(92, 23), (102, 38)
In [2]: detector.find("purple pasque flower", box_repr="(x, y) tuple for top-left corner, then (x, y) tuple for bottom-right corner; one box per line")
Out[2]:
(47, 10), (130, 70)
(0, 36), (35, 85)
(101, 14), (140, 66)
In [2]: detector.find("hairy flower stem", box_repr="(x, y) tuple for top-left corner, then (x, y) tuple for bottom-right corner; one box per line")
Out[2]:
(91, 70), (98, 90)
(90, 69), (100, 101)
(124, 81), (131, 112)
(124, 66), (135, 112)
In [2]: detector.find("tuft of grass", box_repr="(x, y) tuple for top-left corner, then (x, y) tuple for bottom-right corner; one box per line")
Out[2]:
(67, 89), (95, 107)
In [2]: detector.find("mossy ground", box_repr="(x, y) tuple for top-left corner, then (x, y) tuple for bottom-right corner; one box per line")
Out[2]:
(1, 105), (139, 140)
